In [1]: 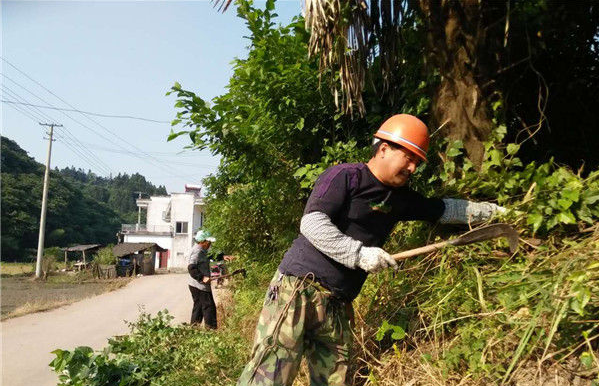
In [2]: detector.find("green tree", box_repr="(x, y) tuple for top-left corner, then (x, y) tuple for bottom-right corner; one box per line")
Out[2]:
(169, 0), (371, 259)
(303, 0), (599, 169)
(0, 136), (165, 261)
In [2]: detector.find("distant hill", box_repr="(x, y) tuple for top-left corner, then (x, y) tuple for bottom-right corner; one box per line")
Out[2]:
(1, 136), (168, 261)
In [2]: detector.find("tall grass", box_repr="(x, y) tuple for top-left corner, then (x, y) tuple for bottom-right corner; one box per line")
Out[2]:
(350, 225), (599, 385)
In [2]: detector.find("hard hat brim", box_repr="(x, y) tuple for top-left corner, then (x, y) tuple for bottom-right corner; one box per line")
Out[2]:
(374, 131), (428, 162)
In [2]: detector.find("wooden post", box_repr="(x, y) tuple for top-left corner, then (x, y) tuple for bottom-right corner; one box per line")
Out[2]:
(83, 250), (86, 266)
(150, 246), (156, 274)
(64, 250), (68, 266)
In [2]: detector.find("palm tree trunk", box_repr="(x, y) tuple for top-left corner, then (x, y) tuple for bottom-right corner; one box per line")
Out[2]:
(419, 0), (494, 166)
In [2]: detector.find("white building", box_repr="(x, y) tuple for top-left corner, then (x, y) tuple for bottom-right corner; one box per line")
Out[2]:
(119, 185), (205, 269)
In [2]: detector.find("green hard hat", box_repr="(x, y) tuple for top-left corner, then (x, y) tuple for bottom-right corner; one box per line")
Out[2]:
(194, 229), (216, 243)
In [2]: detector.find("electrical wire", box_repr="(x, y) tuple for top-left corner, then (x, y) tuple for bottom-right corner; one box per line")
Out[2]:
(53, 141), (219, 168)
(50, 140), (217, 158)
(55, 135), (113, 176)
(3, 99), (42, 123)
(1, 58), (197, 181)
(2, 74), (174, 175)
(1, 87), (185, 193)
(54, 130), (114, 175)
(1, 100), (170, 123)
(1, 83), (115, 174)
(1, 86), (47, 122)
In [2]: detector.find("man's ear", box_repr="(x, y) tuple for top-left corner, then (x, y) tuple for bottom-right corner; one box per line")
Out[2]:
(378, 141), (390, 158)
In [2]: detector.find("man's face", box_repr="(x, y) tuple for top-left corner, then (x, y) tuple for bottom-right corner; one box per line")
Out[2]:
(199, 240), (212, 250)
(378, 143), (420, 187)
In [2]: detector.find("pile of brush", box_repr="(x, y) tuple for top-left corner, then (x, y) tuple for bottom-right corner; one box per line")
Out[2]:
(350, 224), (598, 385)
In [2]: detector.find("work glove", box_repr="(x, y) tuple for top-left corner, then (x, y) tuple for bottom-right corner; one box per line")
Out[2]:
(357, 246), (397, 273)
(440, 199), (507, 224)
(473, 202), (507, 221)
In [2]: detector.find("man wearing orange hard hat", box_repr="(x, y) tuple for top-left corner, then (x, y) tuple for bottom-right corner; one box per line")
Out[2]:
(237, 114), (505, 386)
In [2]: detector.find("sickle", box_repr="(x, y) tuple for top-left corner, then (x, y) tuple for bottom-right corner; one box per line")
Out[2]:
(391, 224), (519, 261)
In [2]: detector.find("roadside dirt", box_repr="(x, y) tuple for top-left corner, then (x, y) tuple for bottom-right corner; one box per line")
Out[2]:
(1, 274), (130, 318)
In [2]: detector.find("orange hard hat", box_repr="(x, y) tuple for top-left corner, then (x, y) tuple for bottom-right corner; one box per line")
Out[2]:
(374, 114), (429, 161)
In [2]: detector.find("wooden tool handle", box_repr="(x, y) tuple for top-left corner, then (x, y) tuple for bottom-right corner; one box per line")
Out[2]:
(391, 240), (450, 261)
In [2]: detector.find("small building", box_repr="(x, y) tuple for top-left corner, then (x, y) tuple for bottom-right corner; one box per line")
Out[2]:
(62, 244), (102, 265)
(118, 185), (205, 269)
(112, 242), (167, 276)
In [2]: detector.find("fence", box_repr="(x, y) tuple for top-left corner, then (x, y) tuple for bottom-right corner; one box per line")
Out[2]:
(121, 224), (172, 233)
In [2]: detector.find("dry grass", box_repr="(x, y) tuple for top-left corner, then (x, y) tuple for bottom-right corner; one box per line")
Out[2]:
(358, 347), (592, 386)
(215, 286), (235, 327)
(0, 262), (34, 276)
(340, 228), (599, 386)
(7, 298), (74, 319)
(1, 274), (131, 320)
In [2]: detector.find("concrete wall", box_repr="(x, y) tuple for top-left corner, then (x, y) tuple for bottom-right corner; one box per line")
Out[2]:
(170, 193), (194, 267)
(123, 234), (173, 251)
(192, 205), (203, 234)
(172, 234), (193, 268)
(146, 196), (171, 227)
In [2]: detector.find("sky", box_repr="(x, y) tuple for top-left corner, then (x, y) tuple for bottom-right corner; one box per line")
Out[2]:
(1, 0), (302, 193)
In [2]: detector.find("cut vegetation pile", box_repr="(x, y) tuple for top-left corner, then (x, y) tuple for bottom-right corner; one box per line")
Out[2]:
(353, 227), (599, 386)
(49, 228), (598, 386)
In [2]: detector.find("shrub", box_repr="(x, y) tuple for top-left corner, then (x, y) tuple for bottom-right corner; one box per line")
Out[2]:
(41, 255), (56, 280)
(94, 245), (116, 265)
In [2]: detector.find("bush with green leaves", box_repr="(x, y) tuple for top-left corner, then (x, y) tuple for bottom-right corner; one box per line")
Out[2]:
(51, 346), (144, 386)
(354, 126), (599, 383)
(94, 245), (116, 266)
(422, 124), (599, 235)
(44, 246), (62, 258)
(51, 307), (258, 386)
(167, 0), (429, 263)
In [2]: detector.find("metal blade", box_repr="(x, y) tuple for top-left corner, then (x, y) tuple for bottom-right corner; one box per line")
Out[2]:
(450, 223), (519, 253)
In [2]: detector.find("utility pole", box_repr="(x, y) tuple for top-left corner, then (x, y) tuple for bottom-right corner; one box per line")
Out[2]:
(35, 123), (61, 279)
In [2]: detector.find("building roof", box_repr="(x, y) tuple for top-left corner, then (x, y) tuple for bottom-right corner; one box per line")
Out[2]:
(62, 244), (102, 252)
(112, 242), (167, 258)
(185, 184), (202, 192)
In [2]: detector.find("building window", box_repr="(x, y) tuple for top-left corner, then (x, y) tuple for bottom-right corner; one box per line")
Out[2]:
(175, 221), (188, 234)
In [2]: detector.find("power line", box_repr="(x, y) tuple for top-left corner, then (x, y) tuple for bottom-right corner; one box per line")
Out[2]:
(2, 72), (164, 173)
(1, 59), (194, 182)
(54, 126), (114, 172)
(1, 95), (215, 163)
(1, 99), (171, 124)
(1, 85), (113, 175)
(1, 86), (47, 122)
(2, 96), (42, 123)
(54, 132), (114, 175)
(1, 83), (115, 175)
(2, 85), (53, 122)
(52, 140), (219, 168)
(46, 139), (218, 158)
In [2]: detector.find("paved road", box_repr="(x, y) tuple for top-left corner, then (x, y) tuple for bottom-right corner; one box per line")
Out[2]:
(1, 273), (216, 386)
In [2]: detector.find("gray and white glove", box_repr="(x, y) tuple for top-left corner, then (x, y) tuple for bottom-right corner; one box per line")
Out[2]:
(440, 199), (507, 224)
(357, 246), (397, 273)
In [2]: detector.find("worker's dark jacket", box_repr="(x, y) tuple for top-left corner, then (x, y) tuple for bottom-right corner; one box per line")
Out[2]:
(187, 244), (211, 292)
(279, 163), (446, 301)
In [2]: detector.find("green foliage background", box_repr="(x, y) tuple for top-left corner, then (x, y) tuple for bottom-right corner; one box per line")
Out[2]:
(1, 136), (167, 260)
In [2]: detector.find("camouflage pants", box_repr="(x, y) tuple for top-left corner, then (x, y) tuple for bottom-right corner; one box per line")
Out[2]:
(237, 271), (353, 386)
